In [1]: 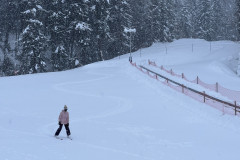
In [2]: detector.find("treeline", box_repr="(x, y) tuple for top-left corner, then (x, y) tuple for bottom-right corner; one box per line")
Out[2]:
(0, 0), (238, 76)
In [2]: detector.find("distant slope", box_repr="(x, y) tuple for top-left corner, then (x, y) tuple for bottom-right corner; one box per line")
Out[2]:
(131, 39), (240, 90)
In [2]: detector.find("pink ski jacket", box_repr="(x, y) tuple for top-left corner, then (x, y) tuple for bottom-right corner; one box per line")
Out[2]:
(59, 110), (69, 124)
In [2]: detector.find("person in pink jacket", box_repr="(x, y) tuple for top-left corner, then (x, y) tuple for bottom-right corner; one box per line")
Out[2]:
(55, 105), (71, 137)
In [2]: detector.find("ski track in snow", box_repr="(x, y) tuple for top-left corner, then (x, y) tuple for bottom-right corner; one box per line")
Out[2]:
(46, 69), (190, 160)
(0, 68), (162, 160)
(40, 70), (157, 160)
(51, 70), (134, 121)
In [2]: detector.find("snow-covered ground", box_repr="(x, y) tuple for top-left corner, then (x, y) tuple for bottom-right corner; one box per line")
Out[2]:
(135, 39), (240, 90)
(1, 39), (240, 160)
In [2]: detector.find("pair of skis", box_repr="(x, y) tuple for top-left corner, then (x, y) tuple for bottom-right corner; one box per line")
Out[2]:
(55, 136), (72, 140)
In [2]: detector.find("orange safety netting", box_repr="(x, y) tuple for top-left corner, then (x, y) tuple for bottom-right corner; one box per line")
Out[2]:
(148, 60), (240, 102)
(131, 62), (239, 116)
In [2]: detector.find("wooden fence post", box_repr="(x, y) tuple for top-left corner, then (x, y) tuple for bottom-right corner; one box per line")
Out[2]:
(155, 74), (158, 80)
(161, 65), (163, 70)
(203, 91), (206, 103)
(235, 101), (237, 116)
(182, 84), (184, 93)
(148, 60), (150, 65)
(182, 73), (184, 79)
(197, 76), (199, 84)
(216, 82), (218, 92)
(171, 69), (173, 75)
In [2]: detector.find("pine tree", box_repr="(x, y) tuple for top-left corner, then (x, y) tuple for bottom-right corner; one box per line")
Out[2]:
(48, 0), (69, 71)
(19, 0), (47, 74)
(236, 0), (240, 40)
(51, 45), (68, 71)
(49, 0), (92, 70)
(68, 0), (92, 65)
(208, 0), (224, 41)
(0, 0), (19, 76)
(130, 0), (152, 49)
(140, 0), (153, 46)
(2, 56), (14, 76)
(195, 0), (212, 40)
(163, 0), (175, 42)
(150, 0), (162, 42)
(236, 0), (240, 76)
(153, 0), (175, 42)
(174, 0), (192, 39)
(89, 0), (111, 61)
(238, 53), (240, 76)
(108, 0), (132, 57)
(187, 0), (198, 38)
(0, 0), (18, 54)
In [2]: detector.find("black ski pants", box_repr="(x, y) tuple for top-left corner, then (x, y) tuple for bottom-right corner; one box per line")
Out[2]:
(55, 123), (71, 136)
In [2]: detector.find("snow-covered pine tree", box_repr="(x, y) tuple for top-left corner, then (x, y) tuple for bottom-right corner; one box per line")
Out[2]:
(138, 0), (153, 47)
(108, 0), (132, 57)
(237, 52), (240, 76)
(172, 0), (182, 39)
(236, 0), (240, 40)
(130, 0), (152, 49)
(210, 0), (224, 40)
(0, 0), (18, 52)
(49, 0), (69, 71)
(19, 0), (47, 74)
(150, 0), (163, 42)
(0, 0), (18, 75)
(68, 0), (92, 66)
(174, 0), (196, 39)
(223, 0), (238, 40)
(236, 0), (240, 76)
(195, 0), (212, 41)
(89, 0), (111, 61)
(51, 45), (68, 71)
(186, 0), (198, 38)
(163, 0), (175, 42)
(1, 56), (14, 76)
(86, 1), (99, 62)
(155, 0), (175, 42)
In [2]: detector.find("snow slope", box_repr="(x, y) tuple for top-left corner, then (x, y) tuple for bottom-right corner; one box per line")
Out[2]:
(134, 39), (240, 89)
(1, 39), (240, 160)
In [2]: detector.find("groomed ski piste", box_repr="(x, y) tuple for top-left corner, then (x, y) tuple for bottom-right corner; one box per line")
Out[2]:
(1, 39), (240, 160)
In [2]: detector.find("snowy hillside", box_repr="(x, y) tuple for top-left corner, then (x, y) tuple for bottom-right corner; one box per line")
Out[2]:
(1, 39), (240, 160)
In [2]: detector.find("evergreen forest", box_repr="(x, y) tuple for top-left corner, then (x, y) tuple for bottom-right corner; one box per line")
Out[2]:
(0, 0), (239, 76)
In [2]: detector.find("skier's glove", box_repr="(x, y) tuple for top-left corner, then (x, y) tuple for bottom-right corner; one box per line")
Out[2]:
(58, 121), (61, 125)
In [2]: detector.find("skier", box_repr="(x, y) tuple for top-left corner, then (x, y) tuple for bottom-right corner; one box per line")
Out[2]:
(55, 105), (71, 137)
